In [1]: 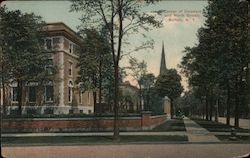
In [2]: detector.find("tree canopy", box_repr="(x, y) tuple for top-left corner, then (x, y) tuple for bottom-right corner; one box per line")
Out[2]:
(155, 69), (183, 118)
(0, 6), (57, 114)
(70, 0), (162, 139)
(180, 0), (249, 125)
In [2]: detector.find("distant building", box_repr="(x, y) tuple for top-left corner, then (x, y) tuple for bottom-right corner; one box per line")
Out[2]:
(159, 41), (171, 117)
(159, 41), (167, 75)
(119, 81), (140, 112)
(1, 22), (95, 115)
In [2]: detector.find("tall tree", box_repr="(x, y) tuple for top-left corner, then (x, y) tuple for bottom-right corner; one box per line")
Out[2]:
(155, 69), (183, 118)
(71, 0), (162, 140)
(77, 28), (113, 113)
(181, 45), (220, 122)
(180, 0), (249, 126)
(0, 6), (57, 115)
(140, 73), (155, 111)
(202, 0), (249, 126)
(127, 57), (147, 111)
(175, 90), (201, 117)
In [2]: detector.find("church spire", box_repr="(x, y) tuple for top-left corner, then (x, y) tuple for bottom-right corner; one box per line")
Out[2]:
(160, 41), (167, 75)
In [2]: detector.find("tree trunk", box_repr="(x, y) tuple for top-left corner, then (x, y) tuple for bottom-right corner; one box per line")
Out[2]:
(113, 0), (123, 141)
(93, 91), (97, 113)
(205, 93), (209, 120)
(98, 58), (102, 113)
(226, 82), (231, 125)
(234, 79), (241, 128)
(234, 92), (239, 128)
(113, 63), (119, 140)
(2, 81), (6, 115)
(146, 91), (150, 111)
(139, 84), (142, 111)
(201, 98), (205, 119)
(17, 80), (23, 115)
(209, 90), (213, 121)
(215, 97), (219, 122)
(1, 59), (7, 115)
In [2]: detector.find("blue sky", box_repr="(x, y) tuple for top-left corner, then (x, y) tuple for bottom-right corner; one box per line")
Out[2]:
(3, 1), (208, 90)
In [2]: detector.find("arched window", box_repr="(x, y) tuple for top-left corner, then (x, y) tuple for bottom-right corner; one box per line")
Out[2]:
(87, 91), (90, 105)
(68, 61), (73, 76)
(79, 90), (83, 104)
(10, 82), (18, 102)
(68, 81), (73, 103)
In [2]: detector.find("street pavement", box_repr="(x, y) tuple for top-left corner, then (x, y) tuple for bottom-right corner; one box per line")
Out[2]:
(2, 144), (250, 158)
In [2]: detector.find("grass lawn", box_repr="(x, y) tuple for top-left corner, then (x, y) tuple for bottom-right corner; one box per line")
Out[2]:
(191, 118), (250, 133)
(215, 135), (250, 142)
(152, 118), (186, 132)
(2, 135), (188, 145)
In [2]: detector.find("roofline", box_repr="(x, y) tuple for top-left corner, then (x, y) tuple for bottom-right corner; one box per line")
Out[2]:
(45, 22), (83, 44)
(46, 22), (77, 34)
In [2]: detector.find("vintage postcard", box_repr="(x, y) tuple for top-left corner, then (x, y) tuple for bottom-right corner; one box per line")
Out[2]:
(0, 0), (249, 158)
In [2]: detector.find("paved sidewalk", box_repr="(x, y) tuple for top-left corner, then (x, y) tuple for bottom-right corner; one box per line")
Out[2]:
(3, 131), (250, 138)
(184, 117), (220, 142)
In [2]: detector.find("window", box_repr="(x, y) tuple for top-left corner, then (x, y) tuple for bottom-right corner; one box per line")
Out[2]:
(29, 86), (36, 102)
(87, 92), (90, 105)
(52, 37), (60, 49)
(45, 38), (52, 50)
(69, 43), (73, 54)
(68, 62), (73, 76)
(45, 85), (54, 102)
(79, 91), (82, 104)
(12, 87), (18, 102)
(45, 59), (53, 75)
(45, 65), (53, 75)
(68, 81), (73, 103)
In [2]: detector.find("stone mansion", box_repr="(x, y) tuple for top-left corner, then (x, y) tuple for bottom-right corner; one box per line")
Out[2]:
(1, 22), (95, 115)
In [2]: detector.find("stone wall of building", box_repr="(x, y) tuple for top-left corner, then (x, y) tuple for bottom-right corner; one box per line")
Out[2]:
(2, 112), (167, 132)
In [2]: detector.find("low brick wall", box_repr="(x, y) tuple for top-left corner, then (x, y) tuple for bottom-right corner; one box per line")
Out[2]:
(2, 112), (167, 133)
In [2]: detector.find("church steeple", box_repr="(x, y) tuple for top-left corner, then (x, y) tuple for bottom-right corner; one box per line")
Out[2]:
(160, 41), (167, 75)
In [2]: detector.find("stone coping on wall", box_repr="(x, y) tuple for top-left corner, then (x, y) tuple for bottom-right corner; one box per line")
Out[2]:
(150, 115), (167, 119)
(2, 127), (143, 133)
(2, 117), (142, 121)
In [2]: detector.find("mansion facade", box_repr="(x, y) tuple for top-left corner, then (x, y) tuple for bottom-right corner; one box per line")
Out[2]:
(1, 22), (95, 115)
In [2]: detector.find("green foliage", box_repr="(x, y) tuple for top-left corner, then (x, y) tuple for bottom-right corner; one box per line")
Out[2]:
(0, 6), (57, 113)
(141, 73), (155, 110)
(127, 57), (148, 109)
(0, 6), (54, 81)
(175, 91), (201, 116)
(128, 57), (147, 85)
(77, 28), (113, 91)
(179, 0), (249, 121)
(70, 0), (162, 139)
(141, 73), (155, 89)
(147, 87), (163, 113)
(155, 69), (183, 100)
